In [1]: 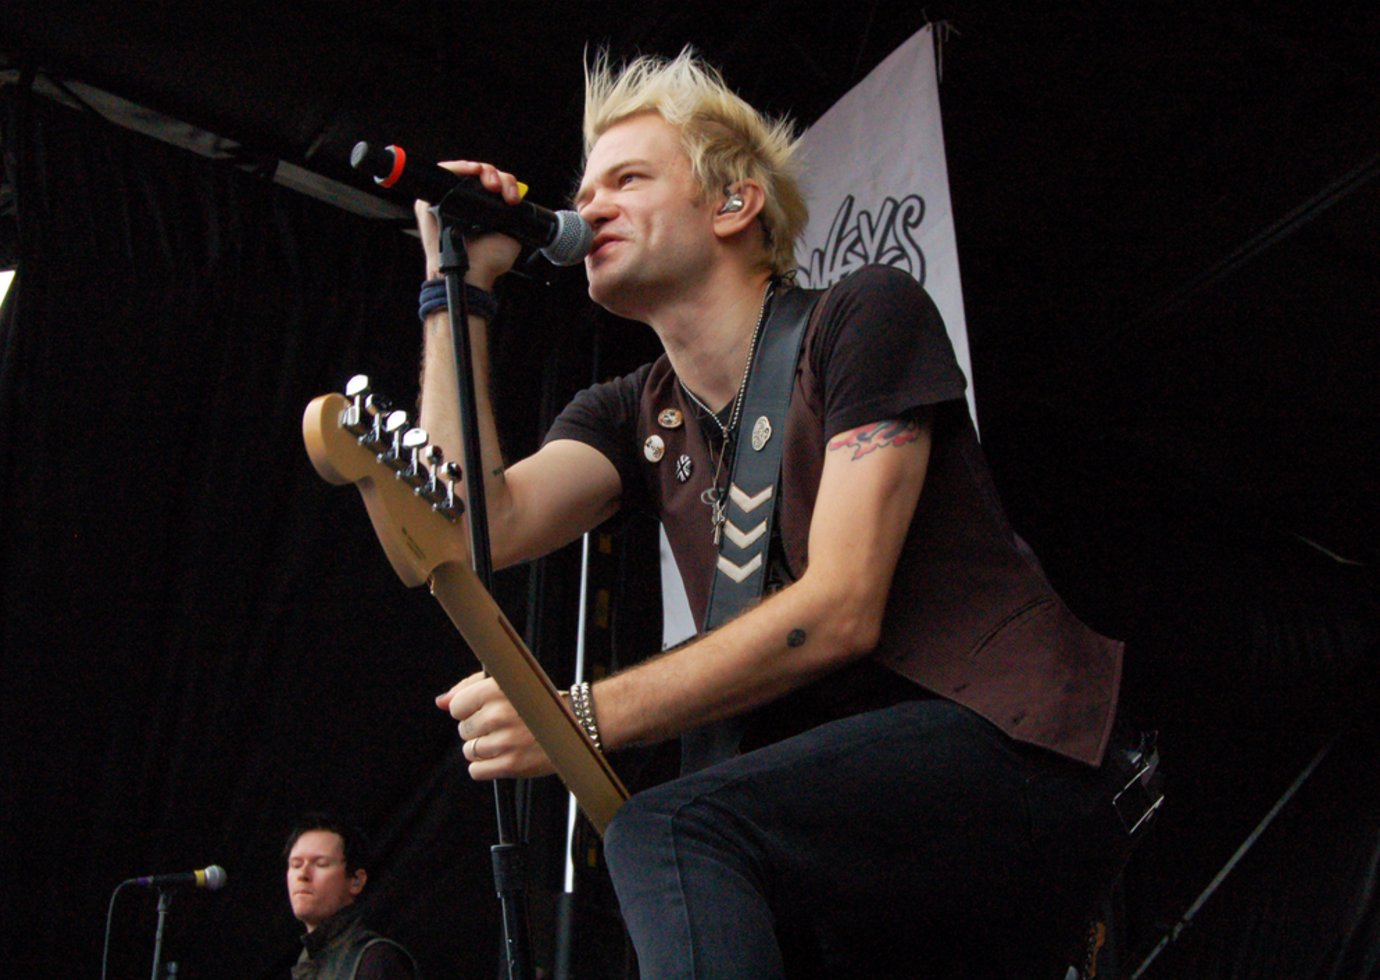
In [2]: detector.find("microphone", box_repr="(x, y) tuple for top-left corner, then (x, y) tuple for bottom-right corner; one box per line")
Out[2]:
(351, 142), (593, 266)
(130, 865), (227, 891)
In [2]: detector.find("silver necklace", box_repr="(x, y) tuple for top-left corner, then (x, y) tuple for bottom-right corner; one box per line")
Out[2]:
(681, 283), (773, 544)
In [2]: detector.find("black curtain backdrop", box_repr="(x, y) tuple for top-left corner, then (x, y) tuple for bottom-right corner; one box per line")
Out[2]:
(1134, 702), (1380, 979)
(0, 81), (661, 980)
(4, 67), (1380, 980)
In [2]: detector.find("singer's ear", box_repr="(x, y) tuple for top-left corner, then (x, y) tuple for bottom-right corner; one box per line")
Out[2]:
(712, 181), (765, 240)
(348, 868), (367, 896)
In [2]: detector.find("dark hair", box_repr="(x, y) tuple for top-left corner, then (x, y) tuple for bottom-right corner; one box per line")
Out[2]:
(283, 813), (373, 881)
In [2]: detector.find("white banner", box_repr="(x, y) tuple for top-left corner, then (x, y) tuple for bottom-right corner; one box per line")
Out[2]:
(796, 24), (974, 423)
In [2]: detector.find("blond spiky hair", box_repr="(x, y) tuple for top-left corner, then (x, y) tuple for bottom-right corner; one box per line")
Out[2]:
(583, 48), (808, 277)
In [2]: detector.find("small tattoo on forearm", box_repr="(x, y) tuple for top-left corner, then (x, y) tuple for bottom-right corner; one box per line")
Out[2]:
(828, 417), (921, 460)
(787, 629), (807, 648)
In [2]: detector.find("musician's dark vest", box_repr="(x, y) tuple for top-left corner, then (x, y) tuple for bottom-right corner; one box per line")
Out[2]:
(636, 285), (1122, 767)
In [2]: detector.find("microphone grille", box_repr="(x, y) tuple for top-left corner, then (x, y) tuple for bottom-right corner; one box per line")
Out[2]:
(203, 865), (228, 891)
(541, 212), (594, 266)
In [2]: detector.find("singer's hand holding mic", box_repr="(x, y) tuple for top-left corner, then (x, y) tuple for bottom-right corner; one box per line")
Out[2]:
(413, 161), (525, 287)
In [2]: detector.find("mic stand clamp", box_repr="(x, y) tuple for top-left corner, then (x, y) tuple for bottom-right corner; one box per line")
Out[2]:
(436, 209), (534, 980)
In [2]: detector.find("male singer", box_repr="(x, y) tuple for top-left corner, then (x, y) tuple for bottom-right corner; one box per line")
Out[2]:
(421, 50), (1153, 979)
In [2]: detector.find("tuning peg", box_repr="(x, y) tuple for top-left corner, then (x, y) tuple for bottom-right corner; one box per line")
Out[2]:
(422, 445), (448, 492)
(416, 446), (463, 521)
(438, 461), (465, 520)
(344, 375), (371, 431)
(357, 393), (396, 449)
(365, 392), (393, 416)
(400, 427), (430, 486)
(380, 410), (411, 469)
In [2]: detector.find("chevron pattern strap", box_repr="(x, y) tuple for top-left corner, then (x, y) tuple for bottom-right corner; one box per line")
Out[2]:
(716, 553), (764, 583)
(729, 484), (773, 512)
(685, 287), (818, 776)
(701, 287), (818, 628)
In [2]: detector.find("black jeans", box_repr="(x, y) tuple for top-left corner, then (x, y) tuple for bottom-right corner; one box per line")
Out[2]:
(603, 700), (1133, 980)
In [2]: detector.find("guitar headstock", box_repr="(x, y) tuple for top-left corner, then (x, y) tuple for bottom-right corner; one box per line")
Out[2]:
(303, 378), (630, 831)
(303, 375), (470, 587)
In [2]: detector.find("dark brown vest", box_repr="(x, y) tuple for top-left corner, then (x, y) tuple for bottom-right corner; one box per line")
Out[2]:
(636, 291), (1121, 766)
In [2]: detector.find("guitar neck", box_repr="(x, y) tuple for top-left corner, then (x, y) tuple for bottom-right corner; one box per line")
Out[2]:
(428, 562), (628, 835)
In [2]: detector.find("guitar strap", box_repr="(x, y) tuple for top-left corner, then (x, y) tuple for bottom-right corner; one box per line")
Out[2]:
(682, 285), (820, 774)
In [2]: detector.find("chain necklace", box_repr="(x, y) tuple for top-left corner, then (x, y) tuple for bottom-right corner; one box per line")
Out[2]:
(680, 283), (774, 544)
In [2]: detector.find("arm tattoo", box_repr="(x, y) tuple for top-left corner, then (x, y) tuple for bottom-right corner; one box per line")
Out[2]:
(827, 415), (923, 461)
(786, 628), (808, 648)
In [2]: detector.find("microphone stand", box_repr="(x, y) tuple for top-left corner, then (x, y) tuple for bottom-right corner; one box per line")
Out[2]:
(436, 210), (534, 980)
(148, 889), (172, 980)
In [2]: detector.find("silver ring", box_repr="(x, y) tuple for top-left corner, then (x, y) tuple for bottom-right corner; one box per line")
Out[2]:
(470, 735), (484, 760)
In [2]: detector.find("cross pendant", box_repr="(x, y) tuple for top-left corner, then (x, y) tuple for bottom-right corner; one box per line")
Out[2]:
(702, 487), (727, 545)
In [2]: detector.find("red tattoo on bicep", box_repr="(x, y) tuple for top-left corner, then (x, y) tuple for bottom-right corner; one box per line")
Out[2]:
(827, 418), (922, 460)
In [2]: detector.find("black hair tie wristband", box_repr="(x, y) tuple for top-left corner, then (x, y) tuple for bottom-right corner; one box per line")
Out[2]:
(419, 278), (497, 322)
